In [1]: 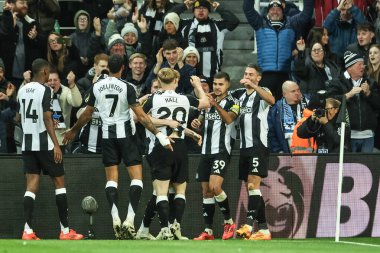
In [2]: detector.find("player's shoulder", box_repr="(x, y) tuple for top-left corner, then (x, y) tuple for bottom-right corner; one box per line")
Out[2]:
(225, 94), (239, 104)
(229, 88), (245, 98)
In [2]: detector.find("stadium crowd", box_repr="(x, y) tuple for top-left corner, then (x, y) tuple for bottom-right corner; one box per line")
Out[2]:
(1, 0), (380, 241)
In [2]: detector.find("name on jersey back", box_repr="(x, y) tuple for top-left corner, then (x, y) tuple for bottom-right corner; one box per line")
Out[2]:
(165, 97), (178, 103)
(98, 83), (123, 93)
(26, 88), (35, 93)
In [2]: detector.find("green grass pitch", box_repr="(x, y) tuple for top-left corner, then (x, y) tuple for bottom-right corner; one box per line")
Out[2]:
(1, 238), (380, 253)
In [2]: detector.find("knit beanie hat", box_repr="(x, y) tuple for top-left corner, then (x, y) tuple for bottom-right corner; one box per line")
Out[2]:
(193, 0), (211, 12)
(268, 0), (283, 12)
(182, 46), (200, 62)
(164, 12), (180, 31)
(108, 33), (125, 51)
(121, 23), (139, 39)
(344, 51), (364, 69)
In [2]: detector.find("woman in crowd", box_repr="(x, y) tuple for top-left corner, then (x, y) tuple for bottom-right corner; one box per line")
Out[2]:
(47, 32), (83, 84)
(293, 39), (341, 96)
(367, 44), (380, 150)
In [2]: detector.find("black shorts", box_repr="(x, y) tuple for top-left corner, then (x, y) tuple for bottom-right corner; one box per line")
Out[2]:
(238, 144), (269, 181)
(22, 150), (64, 177)
(196, 153), (230, 182)
(102, 136), (142, 167)
(147, 139), (188, 183)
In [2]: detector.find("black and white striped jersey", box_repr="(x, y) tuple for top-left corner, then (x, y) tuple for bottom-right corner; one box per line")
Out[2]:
(201, 95), (239, 155)
(17, 82), (54, 151)
(143, 90), (199, 154)
(79, 107), (102, 153)
(88, 75), (139, 139)
(231, 88), (271, 148)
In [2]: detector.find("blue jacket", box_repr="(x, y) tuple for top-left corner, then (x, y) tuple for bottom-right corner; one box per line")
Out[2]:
(0, 102), (16, 153)
(323, 7), (366, 58)
(267, 99), (290, 153)
(243, 0), (314, 72)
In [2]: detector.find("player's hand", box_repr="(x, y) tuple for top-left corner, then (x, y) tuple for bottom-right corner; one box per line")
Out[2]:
(190, 131), (202, 146)
(62, 129), (76, 145)
(207, 93), (217, 106)
(191, 118), (202, 129)
(167, 119), (181, 129)
(53, 145), (63, 164)
(240, 78), (258, 90)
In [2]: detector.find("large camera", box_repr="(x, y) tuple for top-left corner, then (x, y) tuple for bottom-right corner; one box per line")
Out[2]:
(314, 108), (326, 118)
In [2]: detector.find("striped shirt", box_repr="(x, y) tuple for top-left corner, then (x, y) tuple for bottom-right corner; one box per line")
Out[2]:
(87, 75), (138, 139)
(143, 90), (199, 154)
(18, 82), (54, 151)
(231, 88), (271, 148)
(201, 95), (239, 154)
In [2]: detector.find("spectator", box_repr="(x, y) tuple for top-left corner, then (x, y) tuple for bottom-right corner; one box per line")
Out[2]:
(182, 46), (201, 76)
(69, 10), (93, 74)
(346, 22), (376, 65)
(368, 44), (380, 150)
(267, 81), (308, 153)
(306, 26), (341, 66)
(323, 0), (367, 58)
(103, 16), (151, 75)
(327, 51), (380, 152)
(0, 0), (47, 87)
(0, 73), (17, 153)
(47, 32), (83, 84)
(171, 0), (239, 81)
(47, 70), (82, 152)
(27, 0), (60, 33)
(126, 53), (150, 98)
(107, 0), (136, 31)
(374, 0), (380, 43)
(140, 0), (176, 42)
(145, 39), (195, 94)
(294, 39), (341, 96)
(297, 97), (351, 153)
(77, 53), (109, 96)
(243, 0), (314, 100)
(152, 12), (188, 55)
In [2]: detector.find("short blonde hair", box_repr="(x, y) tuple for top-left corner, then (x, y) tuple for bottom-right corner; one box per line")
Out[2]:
(157, 68), (179, 85)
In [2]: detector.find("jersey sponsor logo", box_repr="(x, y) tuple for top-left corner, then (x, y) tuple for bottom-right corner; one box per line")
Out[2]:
(97, 83), (123, 93)
(205, 112), (221, 120)
(240, 106), (252, 114)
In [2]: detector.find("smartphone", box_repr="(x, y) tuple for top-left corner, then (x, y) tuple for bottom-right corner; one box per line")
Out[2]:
(57, 37), (71, 45)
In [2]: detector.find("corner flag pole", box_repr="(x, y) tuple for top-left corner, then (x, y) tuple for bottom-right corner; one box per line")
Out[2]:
(335, 95), (348, 243)
(335, 121), (345, 242)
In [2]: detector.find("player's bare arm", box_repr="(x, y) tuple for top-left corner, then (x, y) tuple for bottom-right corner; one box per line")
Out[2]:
(43, 111), (62, 163)
(191, 115), (204, 133)
(62, 105), (95, 145)
(185, 128), (202, 146)
(190, 76), (210, 109)
(131, 103), (173, 151)
(210, 96), (238, 125)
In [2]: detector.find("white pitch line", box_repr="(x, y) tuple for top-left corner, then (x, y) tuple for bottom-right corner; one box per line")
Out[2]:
(337, 241), (380, 247)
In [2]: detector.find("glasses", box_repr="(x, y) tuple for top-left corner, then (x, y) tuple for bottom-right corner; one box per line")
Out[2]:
(312, 48), (324, 54)
(78, 17), (88, 22)
(48, 39), (58, 44)
(325, 107), (336, 111)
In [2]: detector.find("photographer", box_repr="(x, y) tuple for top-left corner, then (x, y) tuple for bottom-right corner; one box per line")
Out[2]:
(297, 98), (350, 153)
